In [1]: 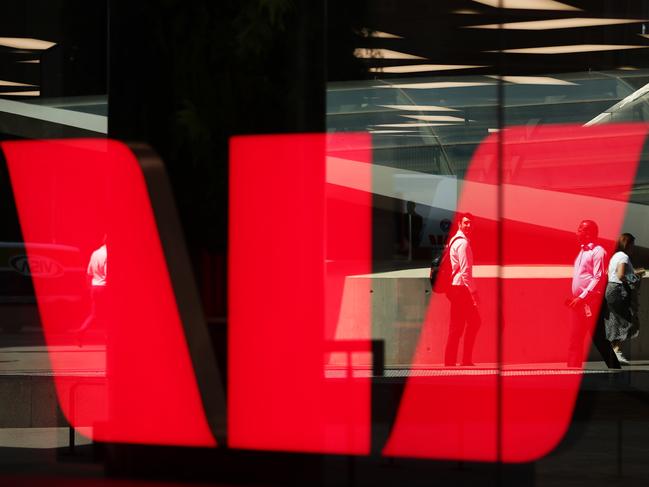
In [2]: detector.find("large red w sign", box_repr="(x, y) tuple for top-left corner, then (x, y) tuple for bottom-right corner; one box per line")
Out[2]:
(3, 123), (646, 461)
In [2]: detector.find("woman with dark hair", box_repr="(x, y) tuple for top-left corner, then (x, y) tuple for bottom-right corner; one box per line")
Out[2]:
(605, 233), (644, 364)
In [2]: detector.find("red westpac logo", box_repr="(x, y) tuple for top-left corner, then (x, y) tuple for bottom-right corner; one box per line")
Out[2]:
(2, 124), (646, 461)
(2, 139), (222, 447)
(228, 126), (646, 462)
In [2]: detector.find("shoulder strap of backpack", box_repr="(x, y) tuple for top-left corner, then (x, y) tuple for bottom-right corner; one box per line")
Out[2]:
(447, 234), (464, 251)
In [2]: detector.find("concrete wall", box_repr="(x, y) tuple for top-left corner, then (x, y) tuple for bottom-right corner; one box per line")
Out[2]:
(335, 271), (649, 367)
(0, 376), (65, 427)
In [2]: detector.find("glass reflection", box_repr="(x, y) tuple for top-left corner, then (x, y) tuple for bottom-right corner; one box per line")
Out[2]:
(2, 139), (216, 448)
(444, 213), (481, 367)
(76, 235), (108, 346)
(328, 56), (649, 460)
(604, 233), (644, 365)
(568, 220), (620, 368)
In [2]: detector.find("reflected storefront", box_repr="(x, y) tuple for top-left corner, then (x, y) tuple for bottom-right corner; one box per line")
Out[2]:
(2, 0), (649, 486)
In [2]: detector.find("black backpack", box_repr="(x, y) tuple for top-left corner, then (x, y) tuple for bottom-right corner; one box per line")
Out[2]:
(429, 235), (464, 294)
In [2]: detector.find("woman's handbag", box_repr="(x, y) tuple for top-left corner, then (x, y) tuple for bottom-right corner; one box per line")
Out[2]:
(627, 273), (641, 290)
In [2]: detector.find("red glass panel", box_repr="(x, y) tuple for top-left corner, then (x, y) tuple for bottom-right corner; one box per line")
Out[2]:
(384, 124), (647, 462)
(499, 124), (647, 462)
(228, 133), (373, 454)
(6, 124), (645, 458)
(2, 139), (216, 446)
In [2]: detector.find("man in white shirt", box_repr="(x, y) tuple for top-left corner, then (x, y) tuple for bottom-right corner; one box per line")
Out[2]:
(87, 243), (107, 287)
(567, 220), (620, 368)
(77, 239), (108, 345)
(444, 213), (481, 366)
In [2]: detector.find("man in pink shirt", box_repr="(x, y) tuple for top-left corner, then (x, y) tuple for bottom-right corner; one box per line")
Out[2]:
(567, 220), (620, 368)
(444, 213), (481, 367)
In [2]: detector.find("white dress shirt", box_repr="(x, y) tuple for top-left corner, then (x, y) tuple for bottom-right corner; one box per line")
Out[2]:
(87, 244), (107, 287)
(572, 242), (606, 300)
(449, 230), (477, 294)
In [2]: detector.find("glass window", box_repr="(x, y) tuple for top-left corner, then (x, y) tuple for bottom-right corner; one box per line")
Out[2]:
(3, 1), (649, 486)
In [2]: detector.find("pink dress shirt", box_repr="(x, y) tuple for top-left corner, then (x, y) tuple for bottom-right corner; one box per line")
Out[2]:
(572, 242), (606, 300)
(449, 230), (477, 294)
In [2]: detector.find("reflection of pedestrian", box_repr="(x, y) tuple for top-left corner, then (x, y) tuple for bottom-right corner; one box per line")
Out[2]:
(77, 239), (108, 345)
(399, 201), (424, 259)
(567, 220), (620, 369)
(406, 201), (423, 248)
(444, 213), (481, 367)
(605, 233), (643, 364)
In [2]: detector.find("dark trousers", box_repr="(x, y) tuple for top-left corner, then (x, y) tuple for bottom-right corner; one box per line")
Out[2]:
(445, 285), (481, 366)
(79, 286), (108, 333)
(568, 299), (620, 369)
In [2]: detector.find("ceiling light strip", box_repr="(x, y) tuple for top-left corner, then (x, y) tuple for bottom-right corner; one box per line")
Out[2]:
(379, 105), (460, 112)
(469, 18), (646, 29)
(370, 64), (485, 73)
(375, 81), (493, 89)
(402, 115), (466, 122)
(471, 0), (581, 10)
(0, 37), (55, 50)
(493, 44), (649, 54)
(1, 91), (40, 96)
(354, 48), (426, 60)
(487, 75), (577, 85)
(0, 80), (36, 87)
